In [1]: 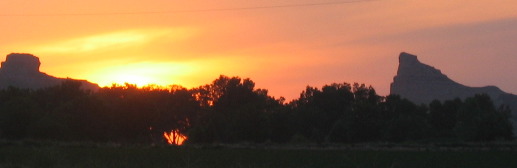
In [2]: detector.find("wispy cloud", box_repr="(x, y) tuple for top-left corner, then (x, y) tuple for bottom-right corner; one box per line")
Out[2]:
(33, 28), (195, 53)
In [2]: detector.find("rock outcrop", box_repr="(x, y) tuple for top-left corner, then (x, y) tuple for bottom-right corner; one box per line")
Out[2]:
(0, 53), (99, 90)
(391, 52), (517, 134)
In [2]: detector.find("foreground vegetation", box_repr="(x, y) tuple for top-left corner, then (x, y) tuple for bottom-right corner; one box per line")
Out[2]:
(1, 141), (517, 168)
(0, 75), (513, 145)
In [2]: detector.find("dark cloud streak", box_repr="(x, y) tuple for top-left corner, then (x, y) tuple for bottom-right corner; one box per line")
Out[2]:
(0, 0), (379, 16)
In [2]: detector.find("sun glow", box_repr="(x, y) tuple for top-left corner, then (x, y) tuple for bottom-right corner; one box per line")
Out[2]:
(82, 61), (197, 87)
(163, 129), (187, 145)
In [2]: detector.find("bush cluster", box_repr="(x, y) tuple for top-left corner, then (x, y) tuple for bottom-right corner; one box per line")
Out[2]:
(0, 75), (512, 144)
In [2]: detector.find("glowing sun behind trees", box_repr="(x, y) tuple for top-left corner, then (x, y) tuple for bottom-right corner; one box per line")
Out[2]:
(163, 129), (187, 145)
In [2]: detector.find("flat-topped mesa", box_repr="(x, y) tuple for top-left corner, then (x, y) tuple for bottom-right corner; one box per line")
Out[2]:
(391, 52), (507, 103)
(0, 53), (41, 75)
(0, 53), (99, 90)
(398, 52), (418, 64)
(391, 52), (474, 104)
(395, 52), (450, 82)
(390, 52), (517, 135)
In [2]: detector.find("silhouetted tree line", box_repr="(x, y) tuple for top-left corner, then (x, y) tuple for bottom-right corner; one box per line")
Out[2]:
(0, 75), (513, 144)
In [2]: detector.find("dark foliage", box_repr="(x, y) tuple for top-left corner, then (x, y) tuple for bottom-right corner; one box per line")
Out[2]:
(0, 76), (513, 144)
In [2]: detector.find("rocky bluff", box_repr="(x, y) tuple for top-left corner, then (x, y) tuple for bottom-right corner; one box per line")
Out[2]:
(391, 52), (517, 133)
(0, 53), (98, 90)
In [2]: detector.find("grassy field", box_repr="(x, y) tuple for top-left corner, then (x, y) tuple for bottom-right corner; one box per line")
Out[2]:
(1, 141), (517, 168)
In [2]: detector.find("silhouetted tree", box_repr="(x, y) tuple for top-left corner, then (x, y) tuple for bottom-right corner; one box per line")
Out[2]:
(428, 98), (461, 139)
(380, 95), (429, 142)
(343, 84), (383, 142)
(0, 76), (512, 144)
(0, 87), (39, 139)
(454, 94), (513, 141)
(290, 83), (354, 143)
(188, 75), (283, 143)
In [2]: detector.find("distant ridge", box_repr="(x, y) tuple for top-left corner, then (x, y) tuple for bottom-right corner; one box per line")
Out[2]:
(390, 52), (517, 134)
(0, 53), (99, 90)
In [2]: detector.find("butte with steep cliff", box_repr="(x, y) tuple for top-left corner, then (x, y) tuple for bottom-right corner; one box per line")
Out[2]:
(0, 53), (98, 90)
(390, 52), (517, 133)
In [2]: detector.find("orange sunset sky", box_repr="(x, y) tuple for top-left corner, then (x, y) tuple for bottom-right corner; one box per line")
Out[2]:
(1, 0), (516, 100)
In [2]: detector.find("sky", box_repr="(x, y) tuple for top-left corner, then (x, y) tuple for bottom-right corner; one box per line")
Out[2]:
(0, 0), (516, 100)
